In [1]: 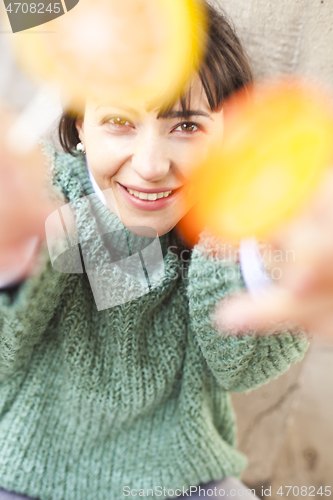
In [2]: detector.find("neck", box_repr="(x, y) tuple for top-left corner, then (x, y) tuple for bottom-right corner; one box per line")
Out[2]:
(85, 158), (107, 207)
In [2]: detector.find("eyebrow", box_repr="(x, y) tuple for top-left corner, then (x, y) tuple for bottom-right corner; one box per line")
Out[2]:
(158, 110), (212, 120)
(95, 104), (212, 121)
(94, 103), (140, 116)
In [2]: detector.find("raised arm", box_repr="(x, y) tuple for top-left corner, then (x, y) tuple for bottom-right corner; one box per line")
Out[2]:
(0, 108), (67, 381)
(0, 247), (76, 381)
(187, 236), (309, 393)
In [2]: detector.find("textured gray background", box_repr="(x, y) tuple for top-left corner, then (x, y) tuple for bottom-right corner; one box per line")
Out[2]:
(220, 0), (333, 88)
(217, 0), (333, 493)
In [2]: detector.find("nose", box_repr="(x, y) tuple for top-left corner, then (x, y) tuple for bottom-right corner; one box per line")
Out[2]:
(131, 130), (171, 183)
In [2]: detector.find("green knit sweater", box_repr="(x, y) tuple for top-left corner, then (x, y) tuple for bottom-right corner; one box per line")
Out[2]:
(0, 147), (308, 500)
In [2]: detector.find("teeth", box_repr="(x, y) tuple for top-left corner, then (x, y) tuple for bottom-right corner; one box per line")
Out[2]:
(126, 187), (173, 200)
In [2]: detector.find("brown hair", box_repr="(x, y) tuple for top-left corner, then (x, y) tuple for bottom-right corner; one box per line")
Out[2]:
(58, 1), (253, 155)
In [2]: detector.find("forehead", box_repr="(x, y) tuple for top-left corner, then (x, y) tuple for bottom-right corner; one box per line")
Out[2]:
(88, 74), (211, 117)
(170, 75), (210, 111)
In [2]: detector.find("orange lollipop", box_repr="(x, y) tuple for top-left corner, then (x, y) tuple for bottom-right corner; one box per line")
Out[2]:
(7, 0), (206, 112)
(180, 78), (333, 244)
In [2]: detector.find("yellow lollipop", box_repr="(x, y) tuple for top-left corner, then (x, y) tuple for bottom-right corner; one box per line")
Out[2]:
(7, 0), (206, 112)
(180, 78), (333, 243)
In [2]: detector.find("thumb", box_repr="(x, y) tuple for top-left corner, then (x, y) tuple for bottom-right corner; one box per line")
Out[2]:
(213, 287), (297, 333)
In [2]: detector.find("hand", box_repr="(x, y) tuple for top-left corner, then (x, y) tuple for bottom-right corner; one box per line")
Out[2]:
(214, 168), (333, 341)
(0, 105), (56, 273)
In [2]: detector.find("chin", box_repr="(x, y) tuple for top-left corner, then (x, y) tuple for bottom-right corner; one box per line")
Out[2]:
(119, 216), (175, 238)
(124, 223), (175, 238)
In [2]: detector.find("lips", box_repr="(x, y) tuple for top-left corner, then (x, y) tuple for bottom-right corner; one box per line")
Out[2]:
(117, 182), (181, 211)
(119, 182), (179, 193)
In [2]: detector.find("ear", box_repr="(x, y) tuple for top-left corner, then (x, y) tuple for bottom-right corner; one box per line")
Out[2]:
(75, 118), (84, 143)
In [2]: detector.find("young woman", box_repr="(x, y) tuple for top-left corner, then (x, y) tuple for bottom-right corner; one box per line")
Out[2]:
(0, 3), (308, 499)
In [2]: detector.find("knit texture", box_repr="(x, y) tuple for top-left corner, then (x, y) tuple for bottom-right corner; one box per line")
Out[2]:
(0, 147), (309, 500)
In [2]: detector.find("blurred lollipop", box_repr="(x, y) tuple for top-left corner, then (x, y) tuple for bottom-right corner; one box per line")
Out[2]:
(179, 78), (333, 244)
(5, 0), (206, 113)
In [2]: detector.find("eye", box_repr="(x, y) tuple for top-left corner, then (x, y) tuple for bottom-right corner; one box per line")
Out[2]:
(173, 122), (199, 133)
(108, 116), (133, 127)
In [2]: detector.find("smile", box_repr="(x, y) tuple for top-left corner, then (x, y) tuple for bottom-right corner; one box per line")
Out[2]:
(125, 188), (173, 200)
(117, 182), (181, 211)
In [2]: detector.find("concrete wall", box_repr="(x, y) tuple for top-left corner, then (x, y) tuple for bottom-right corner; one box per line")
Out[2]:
(270, 342), (333, 499)
(219, 0), (333, 89)
(218, 0), (333, 494)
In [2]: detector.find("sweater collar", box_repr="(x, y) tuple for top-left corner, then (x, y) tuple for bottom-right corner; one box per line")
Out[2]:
(51, 147), (184, 311)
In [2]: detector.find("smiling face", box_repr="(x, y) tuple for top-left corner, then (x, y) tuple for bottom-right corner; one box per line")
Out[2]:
(76, 75), (224, 236)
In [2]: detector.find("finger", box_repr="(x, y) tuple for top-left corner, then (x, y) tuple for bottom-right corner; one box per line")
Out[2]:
(215, 284), (333, 342)
(0, 236), (41, 279)
(0, 195), (57, 247)
(213, 287), (296, 333)
(307, 315), (333, 341)
(294, 292), (333, 339)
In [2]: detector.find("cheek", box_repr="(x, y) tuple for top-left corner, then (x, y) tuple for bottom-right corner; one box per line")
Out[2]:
(171, 138), (218, 179)
(85, 130), (129, 182)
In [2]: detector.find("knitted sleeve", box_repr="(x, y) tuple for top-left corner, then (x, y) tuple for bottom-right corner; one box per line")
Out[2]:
(0, 247), (75, 382)
(0, 143), (78, 382)
(187, 235), (309, 393)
